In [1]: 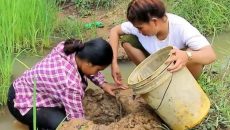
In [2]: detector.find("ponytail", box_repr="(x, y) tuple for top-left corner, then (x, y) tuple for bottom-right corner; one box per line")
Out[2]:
(63, 38), (84, 55)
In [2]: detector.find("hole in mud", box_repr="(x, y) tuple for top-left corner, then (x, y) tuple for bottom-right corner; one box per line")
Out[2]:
(59, 88), (163, 130)
(83, 89), (127, 125)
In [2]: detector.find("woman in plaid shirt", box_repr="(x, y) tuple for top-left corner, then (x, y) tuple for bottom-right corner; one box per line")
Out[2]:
(7, 38), (123, 130)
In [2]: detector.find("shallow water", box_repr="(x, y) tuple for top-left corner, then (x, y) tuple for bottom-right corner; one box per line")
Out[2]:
(0, 107), (28, 130)
(210, 31), (230, 59)
(1, 31), (230, 130)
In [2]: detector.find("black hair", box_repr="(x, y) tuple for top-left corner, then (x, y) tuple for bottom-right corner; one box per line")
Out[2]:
(127, 0), (166, 23)
(63, 38), (113, 66)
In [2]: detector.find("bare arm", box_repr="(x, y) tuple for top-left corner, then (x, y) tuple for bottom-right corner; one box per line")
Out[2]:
(187, 45), (216, 64)
(109, 25), (125, 65)
(109, 25), (125, 85)
(167, 45), (216, 72)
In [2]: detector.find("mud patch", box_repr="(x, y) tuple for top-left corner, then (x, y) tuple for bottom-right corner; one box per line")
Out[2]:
(83, 89), (124, 125)
(58, 88), (163, 130)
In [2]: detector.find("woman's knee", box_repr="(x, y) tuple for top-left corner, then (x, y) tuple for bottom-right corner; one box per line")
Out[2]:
(36, 107), (66, 129)
(122, 42), (132, 49)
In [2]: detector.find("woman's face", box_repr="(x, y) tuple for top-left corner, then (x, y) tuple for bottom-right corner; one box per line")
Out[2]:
(133, 19), (158, 36)
(81, 61), (106, 76)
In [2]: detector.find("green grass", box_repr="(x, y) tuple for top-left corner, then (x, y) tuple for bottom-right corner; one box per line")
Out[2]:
(0, 0), (58, 52)
(0, 0), (15, 104)
(53, 16), (99, 41)
(74, 0), (117, 17)
(54, 16), (85, 40)
(75, 0), (116, 9)
(0, 0), (58, 105)
(0, 48), (13, 105)
(166, 0), (230, 36)
(194, 59), (230, 129)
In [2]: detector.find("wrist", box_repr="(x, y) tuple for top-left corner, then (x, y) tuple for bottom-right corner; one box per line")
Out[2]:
(112, 59), (118, 64)
(185, 51), (192, 61)
(100, 81), (107, 88)
(112, 61), (119, 67)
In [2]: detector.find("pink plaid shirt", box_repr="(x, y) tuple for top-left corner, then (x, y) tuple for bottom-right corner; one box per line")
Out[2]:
(13, 42), (105, 120)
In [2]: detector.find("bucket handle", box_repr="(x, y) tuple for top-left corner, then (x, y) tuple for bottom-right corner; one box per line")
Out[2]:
(155, 74), (173, 110)
(155, 59), (175, 110)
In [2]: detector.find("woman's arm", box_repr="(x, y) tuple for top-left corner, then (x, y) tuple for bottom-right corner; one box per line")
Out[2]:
(166, 45), (216, 72)
(87, 72), (105, 87)
(109, 25), (125, 85)
(167, 21), (216, 73)
(88, 72), (128, 95)
(61, 85), (84, 120)
(186, 45), (216, 64)
(109, 25), (125, 65)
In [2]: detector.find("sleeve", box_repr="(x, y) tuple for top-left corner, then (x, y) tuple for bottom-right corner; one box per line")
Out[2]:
(87, 71), (106, 87)
(181, 23), (210, 50)
(121, 21), (139, 35)
(61, 86), (84, 120)
(61, 67), (85, 120)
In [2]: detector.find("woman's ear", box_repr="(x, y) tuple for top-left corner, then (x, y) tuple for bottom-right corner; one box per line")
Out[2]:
(87, 62), (93, 67)
(149, 18), (157, 26)
(152, 18), (158, 24)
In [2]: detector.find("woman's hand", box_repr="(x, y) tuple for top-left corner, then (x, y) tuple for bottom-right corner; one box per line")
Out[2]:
(111, 63), (123, 85)
(100, 82), (128, 96)
(166, 48), (189, 72)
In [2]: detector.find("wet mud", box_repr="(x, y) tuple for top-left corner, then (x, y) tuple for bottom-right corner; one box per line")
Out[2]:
(59, 88), (163, 130)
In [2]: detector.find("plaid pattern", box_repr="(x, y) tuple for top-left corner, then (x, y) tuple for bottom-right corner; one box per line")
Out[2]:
(13, 42), (105, 120)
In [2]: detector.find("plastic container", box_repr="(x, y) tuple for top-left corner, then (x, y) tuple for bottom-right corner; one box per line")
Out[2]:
(84, 21), (104, 29)
(128, 46), (210, 130)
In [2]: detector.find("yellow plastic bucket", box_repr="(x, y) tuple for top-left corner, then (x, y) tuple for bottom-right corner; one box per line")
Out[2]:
(128, 46), (210, 130)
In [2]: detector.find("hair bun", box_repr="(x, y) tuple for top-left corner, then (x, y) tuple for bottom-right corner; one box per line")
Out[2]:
(73, 39), (84, 50)
(64, 38), (84, 55)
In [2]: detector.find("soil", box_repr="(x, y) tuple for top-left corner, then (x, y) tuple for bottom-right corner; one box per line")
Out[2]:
(58, 88), (163, 130)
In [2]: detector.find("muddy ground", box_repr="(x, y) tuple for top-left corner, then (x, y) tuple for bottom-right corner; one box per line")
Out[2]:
(58, 88), (164, 130)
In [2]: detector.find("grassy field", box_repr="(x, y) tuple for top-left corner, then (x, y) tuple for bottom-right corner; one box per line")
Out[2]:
(0, 0), (58, 105)
(166, 0), (230, 36)
(195, 60), (230, 129)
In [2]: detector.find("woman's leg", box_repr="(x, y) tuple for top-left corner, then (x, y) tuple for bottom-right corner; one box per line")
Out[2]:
(123, 42), (147, 65)
(186, 62), (204, 80)
(120, 35), (150, 65)
(7, 85), (66, 130)
(7, 84), (29, 124)
(30, 107), (66, 130)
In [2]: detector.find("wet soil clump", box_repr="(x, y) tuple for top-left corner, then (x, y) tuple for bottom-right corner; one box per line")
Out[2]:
(59, 88), (163, 130)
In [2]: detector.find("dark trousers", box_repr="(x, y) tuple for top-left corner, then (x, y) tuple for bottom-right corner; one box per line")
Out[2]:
(7, 84), (66, 130)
